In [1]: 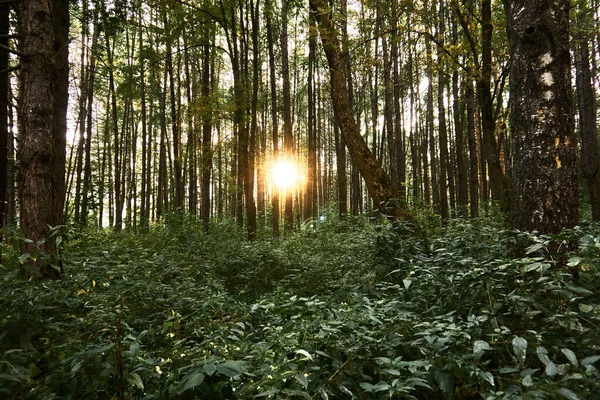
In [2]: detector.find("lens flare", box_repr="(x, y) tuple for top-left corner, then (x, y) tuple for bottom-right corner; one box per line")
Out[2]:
(272, 161), (298, 189)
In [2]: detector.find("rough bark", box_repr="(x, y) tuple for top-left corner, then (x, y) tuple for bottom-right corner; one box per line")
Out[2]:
(18, 0), (70, 278)
(504, 0), (578, 238)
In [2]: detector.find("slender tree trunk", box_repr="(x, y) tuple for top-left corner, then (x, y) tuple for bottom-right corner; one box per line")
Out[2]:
(183, 36), (197, 216)
(437, 2), (449, 221)
(81, 22), (97, 227)
(281, 0), (294, 232)
(164, 9), (183, 212)
(266, 0), (279, 236)
(139, 8), (149, 228)
(574, 13), (600, 220)
(304, 11), (318, 221)
(478, 0), (504, 208)
(466, 82), (479, 218)
(201, 29), (213, 231)
(0, 2), (8, 259)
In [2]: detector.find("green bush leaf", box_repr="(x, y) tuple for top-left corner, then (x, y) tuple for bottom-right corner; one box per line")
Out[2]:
(181, 371), (204, 392)
(512, 337), (528, 363)
(558, 388), (581, 400)
(561, 349), (578, 367)
(216, 361), (249, 377)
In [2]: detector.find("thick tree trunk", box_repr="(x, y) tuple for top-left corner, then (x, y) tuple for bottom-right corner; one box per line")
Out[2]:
(18, 0), (70, 278)
(310, 0), (411, 220)
(504, 0), (578, 239)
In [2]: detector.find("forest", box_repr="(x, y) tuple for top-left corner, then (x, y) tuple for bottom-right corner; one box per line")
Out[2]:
(1, 0), (600, 398)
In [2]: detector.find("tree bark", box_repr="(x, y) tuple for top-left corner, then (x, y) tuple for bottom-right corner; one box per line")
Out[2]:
(504, 0), (578, 239)
(18, 0), (70, 278)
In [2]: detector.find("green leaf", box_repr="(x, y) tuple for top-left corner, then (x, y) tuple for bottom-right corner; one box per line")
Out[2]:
(295, 374), (308, 390)
(544, 362), (557, 377)
(359, 382), (374, 392)
(499, 367), (519, 374)
(565, 285), (593, 295)
(537, 346), (551, 365)
(18, 253), (31, 265)
(203, 363), (216, 376)
(561, 349), (578, 367)
(296, 349), (313, 360)
(566, 256), (582, 267)
(579, 304), (594, 313)
(181, 371), (204, 392)
(558, 388), (581, 400)
(525, 243), (544, 254)
(581, 355), (600, 366)
(255, 389), (281, 397)
(372, 382), (391, 392)
(434, 371), (453, 395)
(129, 372), (144, 390)
(473, 340), (490, 354)
(129, 342), (140, 358)
(479, 371), (495, 387)
(216, 361), (249, 377)
(522, 374), (533, 387)
(512, 337), (528, 363)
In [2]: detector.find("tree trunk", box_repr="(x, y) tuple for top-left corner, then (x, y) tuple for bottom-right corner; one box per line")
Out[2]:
(0, 2), (9, 260)
(266, 0), (279, 237)
(478, 0), (504, 208)
(310, 0), (411, 220)
(574, 14), (600, 221)
(281, 0), (294, 233)
(201, 29), (213, 231)
(466, 81), (479, 218)
(0, 4), (10, 263)
(18, 0), (70, 278)
(304, 11), (318, 221)
(504, 0), (578, 240)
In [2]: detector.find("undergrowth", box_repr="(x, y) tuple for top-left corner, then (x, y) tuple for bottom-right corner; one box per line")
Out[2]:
(1, 214), (599, 399)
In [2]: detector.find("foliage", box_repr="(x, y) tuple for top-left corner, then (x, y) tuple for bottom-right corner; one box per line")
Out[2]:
(1, 216), (599, 399)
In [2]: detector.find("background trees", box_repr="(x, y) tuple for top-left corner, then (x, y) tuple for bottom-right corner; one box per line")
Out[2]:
(1, 0), (598, 264)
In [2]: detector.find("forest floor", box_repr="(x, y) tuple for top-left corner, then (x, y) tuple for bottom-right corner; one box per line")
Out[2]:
(1, 212), (600, 399)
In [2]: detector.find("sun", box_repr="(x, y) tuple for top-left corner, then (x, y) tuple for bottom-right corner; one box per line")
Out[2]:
(272, 161), (298, 189)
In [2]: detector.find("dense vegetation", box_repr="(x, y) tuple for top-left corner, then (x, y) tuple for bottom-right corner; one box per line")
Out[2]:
(1, 213), (599, 399)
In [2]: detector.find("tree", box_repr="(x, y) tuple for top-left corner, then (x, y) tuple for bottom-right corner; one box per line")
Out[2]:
(574, 5), (600, 221)
(18, 0), (70, 277)
(0, 2), (9, 260)
(503, 0), (578, 239)
(310, 0), (411, 220)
